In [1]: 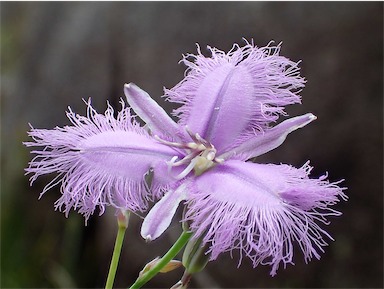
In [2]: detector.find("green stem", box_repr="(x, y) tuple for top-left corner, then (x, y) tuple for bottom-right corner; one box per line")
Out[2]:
(129, 231), (193, 289)
(105, 211), (130, 289)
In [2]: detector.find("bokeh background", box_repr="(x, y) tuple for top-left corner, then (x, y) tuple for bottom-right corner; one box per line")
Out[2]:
(1, 2), (383, 288)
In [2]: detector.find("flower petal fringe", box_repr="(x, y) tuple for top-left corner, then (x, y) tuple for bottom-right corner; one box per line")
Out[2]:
(184, 160), (347, 276)
(164, 40), (305, 153)
(25, 99), (178, 220)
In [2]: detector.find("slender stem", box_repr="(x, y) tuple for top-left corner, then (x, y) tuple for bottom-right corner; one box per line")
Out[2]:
(129, 231), (193, 289)
(105, 210), (130, 289)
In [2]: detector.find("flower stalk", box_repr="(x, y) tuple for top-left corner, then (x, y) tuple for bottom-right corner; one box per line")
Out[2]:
(105, 210), (130, 289)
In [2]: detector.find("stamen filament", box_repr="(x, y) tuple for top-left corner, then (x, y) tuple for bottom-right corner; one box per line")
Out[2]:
(171, 151), (200, 167)
(154, 135), (189, 149)
(167, 156), (179, 173)
(175, 158), (199, 180)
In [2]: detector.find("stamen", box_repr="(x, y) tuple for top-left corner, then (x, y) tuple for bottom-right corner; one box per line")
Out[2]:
(154, 135), (189, 149)
(167, 156), (179, 173)
(205, 150), (216, 161)
(185, 126), (209, 147)
(175, 157), (199, 180)
(155, 127), (224, 179)
(171, 151), (200, 167)
(194, 133), (210, 147)
(186, 142), (205, 151)
(185, 126), (196, 141)
(215, 157), (224, 164)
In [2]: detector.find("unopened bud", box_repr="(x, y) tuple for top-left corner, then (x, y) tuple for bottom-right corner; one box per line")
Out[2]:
(160, 260), (183, 273)
(182, 236), (210, 274)
(139, 257), (182, 278)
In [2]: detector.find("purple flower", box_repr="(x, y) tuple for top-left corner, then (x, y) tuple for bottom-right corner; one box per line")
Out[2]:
(25, 40), (346, 275)
(136, 41), (346, 275)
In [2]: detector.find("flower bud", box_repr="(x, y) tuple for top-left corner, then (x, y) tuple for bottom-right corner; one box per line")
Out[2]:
(139, 257), (182, 278)
(182, 236), (210, 274)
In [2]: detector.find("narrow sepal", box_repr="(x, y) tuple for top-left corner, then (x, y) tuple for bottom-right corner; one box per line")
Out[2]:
(124, 83), (185, 140)
(219, 113), (317, 161)
(141, 184), (188, 241)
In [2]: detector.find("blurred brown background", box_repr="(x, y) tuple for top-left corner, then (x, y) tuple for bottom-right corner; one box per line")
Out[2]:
(1, 2), (383, 288)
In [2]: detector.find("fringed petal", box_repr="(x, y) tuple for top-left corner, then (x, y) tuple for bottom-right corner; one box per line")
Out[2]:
(219, 113), (317, 161)
(165, 40), (305, 153)
(185, 160), (346, 276)
(24, 99), (180, 220)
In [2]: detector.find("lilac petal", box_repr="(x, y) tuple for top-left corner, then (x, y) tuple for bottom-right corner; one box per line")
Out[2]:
(124, 83), (185, 140)
(165, 41), (305, 153)
(24, 99), (179, 220)
(185, 160), (346, 276)
(219, 113), (317, 161)
(141, 183), (188, 241)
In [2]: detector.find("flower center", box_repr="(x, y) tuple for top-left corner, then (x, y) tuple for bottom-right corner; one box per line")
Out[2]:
(154, 127), (224, 180)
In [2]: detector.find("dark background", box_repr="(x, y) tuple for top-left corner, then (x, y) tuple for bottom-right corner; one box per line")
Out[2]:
(1, 2), (383, 288)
